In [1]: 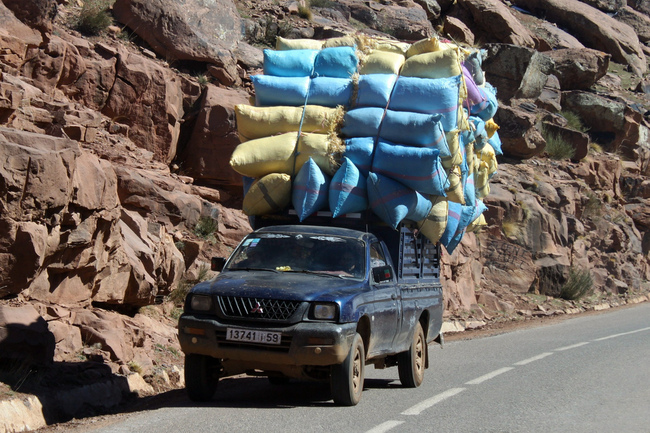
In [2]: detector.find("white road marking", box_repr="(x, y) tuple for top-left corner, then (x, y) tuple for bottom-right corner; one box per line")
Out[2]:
(464, 367), (514, 385)
(555, 342), (590, 351)
(593, 327), (650, 342)
(364, 420), (405, 433)
(401, 388), (466, 416)
(513, 352), (554, 366)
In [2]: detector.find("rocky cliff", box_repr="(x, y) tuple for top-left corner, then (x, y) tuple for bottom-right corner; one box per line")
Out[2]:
(1, 0), (649, 427)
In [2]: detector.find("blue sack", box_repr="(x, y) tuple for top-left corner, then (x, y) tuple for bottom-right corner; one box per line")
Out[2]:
(439, 200), (462, 249)
(263, 49), (317, 77)
(488, 131), (503, 155)
(372, 139), (448, 196)
(251, 75), (310, 106)
(293, 157), (331, 222)
(329, 157), (368, 217)
(469, 116), (488, 151)
(307, 77), (354, 108)
(343, 137), (375, 177)
(389, 75), (462, 132)
(356, 74), (398, 108)
(341, 107), (384, 138)
(367, 172), (429, 229)
(381, 111), (450, 155)
(313, 46), (358, 78)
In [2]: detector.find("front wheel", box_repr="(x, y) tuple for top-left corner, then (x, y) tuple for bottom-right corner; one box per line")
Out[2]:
(398, 322), (426, 388)
(330, 333), (365, 406)
(185, 354), (220, 402)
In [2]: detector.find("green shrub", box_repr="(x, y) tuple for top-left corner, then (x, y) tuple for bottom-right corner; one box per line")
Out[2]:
(298, 5), (313, 20)
(194, 217), (217, 240)
(543, 129), (575, 160)
(560, 267), (593, 301)
(76, 0), (114, 35)
(560, 110), (589, 133)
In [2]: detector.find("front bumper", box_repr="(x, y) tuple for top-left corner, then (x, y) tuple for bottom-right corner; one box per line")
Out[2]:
(178, 314), (357, 367)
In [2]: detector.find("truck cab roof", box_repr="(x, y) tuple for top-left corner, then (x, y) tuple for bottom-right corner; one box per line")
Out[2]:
(254, 224), (378, 243)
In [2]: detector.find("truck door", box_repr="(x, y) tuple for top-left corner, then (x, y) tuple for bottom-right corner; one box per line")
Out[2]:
(368, 241), (401, 357)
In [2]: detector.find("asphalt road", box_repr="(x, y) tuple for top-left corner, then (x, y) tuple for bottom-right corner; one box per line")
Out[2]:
(67, 303), (650, 433)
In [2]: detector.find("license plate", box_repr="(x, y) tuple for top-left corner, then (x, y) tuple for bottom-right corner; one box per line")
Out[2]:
(226, 328), (282, 345)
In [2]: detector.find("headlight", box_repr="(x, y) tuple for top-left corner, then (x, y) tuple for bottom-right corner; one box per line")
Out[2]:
(190, 295), (212, 311)
(313, 303), (337, 320)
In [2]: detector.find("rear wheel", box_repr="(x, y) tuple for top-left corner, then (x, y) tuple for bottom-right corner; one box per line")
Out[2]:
(185, 354), (220, 402)
(330, 333), (365, 406)
(398, 322), (426, 388)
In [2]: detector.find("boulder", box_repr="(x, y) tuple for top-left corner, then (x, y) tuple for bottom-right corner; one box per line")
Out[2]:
(494, 101), (547, 158)
(511, 0), (647, 75)
(457, 0), (536, 48)
(614, 6), (650, 42)
(536, 74), (562, 112)
(527, 20), (585, 50)
(628, 0), (650, 15)
(580, 0), (625, 12)
(530, 256), (569, 297)
(561, 90), (627, 150)
(443, 16), (475, 46)
(1, 0), (57, 34)
(112, 0), (241, 86)
(0, 304), (55, 364)
(101, 47), (184, 164)
(413, 0), (442, 19)
(545, 48), (610, 90)
(342, 0), (434, 40)
(0, 2), (43, 49)
(179, 84), (250, 189)
(483, 44), (553, 102)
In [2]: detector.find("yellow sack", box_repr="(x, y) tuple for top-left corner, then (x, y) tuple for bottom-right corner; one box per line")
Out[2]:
(485, 118), (500, 139)
(230, 132), (341, 178)
(276, 36), (324, 50)
(242, 173), (292, 216)
(467, 214), (487, 233)
(406, 37), (440, 58)
(400, 47), (462, 79)
(323, 36), (357, 48)
(359, 50), (405, 74)
(445, 166), (465, 204)
(417, 197), (448, 244)
(374, 40), (410, 55)
(475, 161), (490, 198)
(465, 142), (476, 175)
(297, 133), (343, 176)
(478, 143), (498, 178)
(236, 105), (339, 141)
(441, 130), (463, 170)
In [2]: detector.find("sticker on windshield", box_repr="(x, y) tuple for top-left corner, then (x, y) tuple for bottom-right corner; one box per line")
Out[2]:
(243, 238), (260, 247)
(310, 236), (345, 243)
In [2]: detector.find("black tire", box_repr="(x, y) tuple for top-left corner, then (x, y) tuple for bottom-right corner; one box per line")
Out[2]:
(185, 354), (219, 402)
(398, 322), (426, 388)
(330, 333), (365, 406)
(267, 376), (290, 385)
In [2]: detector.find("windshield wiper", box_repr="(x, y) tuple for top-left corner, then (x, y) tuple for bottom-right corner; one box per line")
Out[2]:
(283, 269), (346, 279)
(229, 267), (279, 273)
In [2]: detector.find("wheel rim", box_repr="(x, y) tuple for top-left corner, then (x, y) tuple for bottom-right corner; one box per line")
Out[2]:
(352, 347), (362, 393)
(414, 332), (424, 380)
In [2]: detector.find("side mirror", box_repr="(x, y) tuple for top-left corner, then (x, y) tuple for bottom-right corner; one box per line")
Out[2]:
(211, 257), (227, 272)
(372, 265), (393, 283)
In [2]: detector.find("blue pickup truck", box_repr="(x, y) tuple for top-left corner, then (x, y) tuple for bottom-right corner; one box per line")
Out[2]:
(178, 214), (444, 405)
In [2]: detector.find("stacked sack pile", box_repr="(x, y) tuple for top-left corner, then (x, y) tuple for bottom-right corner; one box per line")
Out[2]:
(230, 35), (502, 254)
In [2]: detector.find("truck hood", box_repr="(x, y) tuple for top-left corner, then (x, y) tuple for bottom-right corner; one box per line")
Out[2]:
(191, 270), (368, 302)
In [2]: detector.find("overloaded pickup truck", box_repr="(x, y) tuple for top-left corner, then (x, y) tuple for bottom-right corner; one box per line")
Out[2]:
(178, 213), (444, 405)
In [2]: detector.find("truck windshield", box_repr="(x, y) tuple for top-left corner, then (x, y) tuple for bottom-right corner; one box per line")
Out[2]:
(226, 233), (366, 280)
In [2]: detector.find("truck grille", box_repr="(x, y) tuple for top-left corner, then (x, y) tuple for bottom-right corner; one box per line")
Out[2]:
(217, 296), (301, 321)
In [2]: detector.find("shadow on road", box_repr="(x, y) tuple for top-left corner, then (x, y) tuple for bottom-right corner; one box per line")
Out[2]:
(121, 376), (402, 414)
